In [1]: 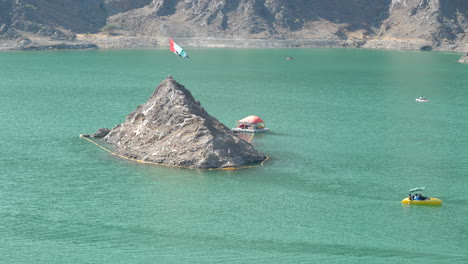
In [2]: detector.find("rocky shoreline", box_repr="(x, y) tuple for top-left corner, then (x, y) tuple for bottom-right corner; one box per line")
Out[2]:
(2, 34), (467, 64)
(19, 43), (98, 51)
(2, 34), (467, 52)
(459, 53), (468, 64)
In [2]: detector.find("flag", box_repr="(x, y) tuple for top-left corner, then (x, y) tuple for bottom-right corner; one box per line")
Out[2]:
(169, 38), (189, 58)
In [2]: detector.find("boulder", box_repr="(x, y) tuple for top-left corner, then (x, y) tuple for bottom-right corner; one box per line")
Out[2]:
(102, 76), (266, 169)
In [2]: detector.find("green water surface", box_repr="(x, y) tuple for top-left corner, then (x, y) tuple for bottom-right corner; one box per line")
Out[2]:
(0, 48), (467, 263)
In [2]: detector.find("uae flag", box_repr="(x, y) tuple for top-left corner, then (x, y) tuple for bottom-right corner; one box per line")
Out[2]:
(169, 38), (189, 58)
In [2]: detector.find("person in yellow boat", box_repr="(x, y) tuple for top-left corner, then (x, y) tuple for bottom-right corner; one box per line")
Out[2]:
(413, 193), (428, 200)
(402, 187), (442, 205)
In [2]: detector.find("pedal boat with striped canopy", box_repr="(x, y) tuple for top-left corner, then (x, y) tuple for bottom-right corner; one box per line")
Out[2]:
(401, 187), (442, 205)
(232, 115), (270, 133)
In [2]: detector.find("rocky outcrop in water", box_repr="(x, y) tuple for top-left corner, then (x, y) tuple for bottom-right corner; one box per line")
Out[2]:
(102, 76), (266, 169)
(459, 53), (468, 64)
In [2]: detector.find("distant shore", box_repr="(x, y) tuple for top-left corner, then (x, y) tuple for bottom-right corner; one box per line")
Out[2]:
(1, 34), (467, 54)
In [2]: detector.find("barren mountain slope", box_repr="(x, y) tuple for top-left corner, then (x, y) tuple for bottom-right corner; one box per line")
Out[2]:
(1, 0), (466, 51)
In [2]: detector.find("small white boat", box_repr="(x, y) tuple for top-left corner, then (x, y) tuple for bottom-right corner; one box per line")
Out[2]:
(232, 115), (270, 133)
(416, 97), (429, 102)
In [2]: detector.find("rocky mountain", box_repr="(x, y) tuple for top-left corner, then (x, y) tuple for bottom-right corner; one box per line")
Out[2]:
(364, 0), (468, 50)
(100, 76), (266, 169)
(0, 0), (106, 38)
(0, 0), (466, 52)
(379, 0), (467, 42)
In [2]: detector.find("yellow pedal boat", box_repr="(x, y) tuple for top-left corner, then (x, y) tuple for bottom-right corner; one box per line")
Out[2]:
(401, 197), (442, 205)
(401, 187), (442, 206)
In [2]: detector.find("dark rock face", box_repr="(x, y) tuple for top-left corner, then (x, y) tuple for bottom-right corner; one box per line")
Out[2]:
(91, 127), (111, 138)
(420, 45), (432, 51)
(103, 76), (266, 169)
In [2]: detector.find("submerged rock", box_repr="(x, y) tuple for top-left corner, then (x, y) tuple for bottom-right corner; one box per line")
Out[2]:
(102, 76), (266, 169)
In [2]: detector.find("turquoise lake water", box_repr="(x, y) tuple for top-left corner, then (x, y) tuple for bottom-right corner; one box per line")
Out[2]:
(0, 48), (467, 263)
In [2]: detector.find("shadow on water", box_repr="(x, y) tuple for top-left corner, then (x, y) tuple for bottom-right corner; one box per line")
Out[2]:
(235, 132), (290, 142)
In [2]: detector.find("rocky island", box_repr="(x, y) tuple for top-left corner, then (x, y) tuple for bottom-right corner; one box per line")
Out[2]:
(92, 76), (266, 169)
